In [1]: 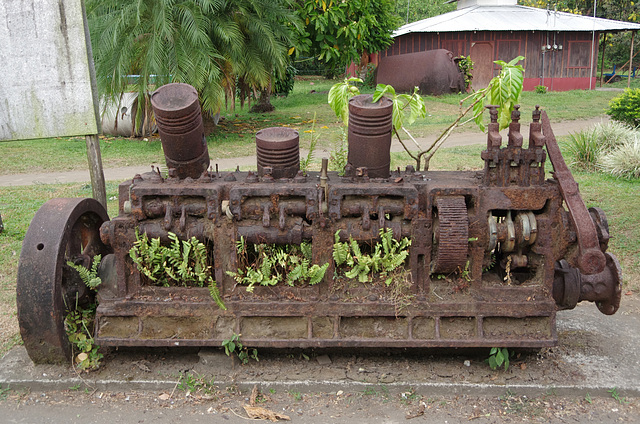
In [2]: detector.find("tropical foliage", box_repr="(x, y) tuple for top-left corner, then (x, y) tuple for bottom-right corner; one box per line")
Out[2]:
(373, 84), (427, 132)
(292, 0), (400, 77)
(327, 77), (363, 125)
(88, 0), (298, 130)
(607, 88), (640, 128)
(394, 0), (455, 25)
(471, 56), (525, 132)
(327, 57), (525, 171)
(327, 78), (426, 131)
(520, 0), (639, 22)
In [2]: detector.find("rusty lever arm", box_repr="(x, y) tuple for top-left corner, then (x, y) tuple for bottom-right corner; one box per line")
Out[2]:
(541, 111), (605, 275)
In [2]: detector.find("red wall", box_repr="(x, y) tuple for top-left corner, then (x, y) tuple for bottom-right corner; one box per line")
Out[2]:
(523, 77), (596, 91)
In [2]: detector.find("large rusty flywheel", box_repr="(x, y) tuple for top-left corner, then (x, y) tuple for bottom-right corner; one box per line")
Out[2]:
(432, 196), (469, 274)
(16, 198), (110, 364)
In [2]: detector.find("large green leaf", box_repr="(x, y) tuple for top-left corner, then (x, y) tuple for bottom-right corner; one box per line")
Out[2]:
(328, 77), (362, 125)
(474, 56), (525, 132)
(373, 84), (425, 131)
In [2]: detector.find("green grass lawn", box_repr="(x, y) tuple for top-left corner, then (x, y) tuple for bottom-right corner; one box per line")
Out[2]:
(0, 76), (625, 175)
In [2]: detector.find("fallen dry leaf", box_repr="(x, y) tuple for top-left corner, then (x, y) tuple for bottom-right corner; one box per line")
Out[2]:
(243, 405), (290, 422)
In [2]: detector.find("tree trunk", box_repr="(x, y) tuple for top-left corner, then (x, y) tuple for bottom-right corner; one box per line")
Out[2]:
(250, 87), (275, 113)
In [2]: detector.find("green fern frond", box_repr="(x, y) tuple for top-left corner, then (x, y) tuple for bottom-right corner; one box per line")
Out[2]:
(208, 280), (227, 310)
(66, 254), (103, 290)
(300, 241), (312, 261)
(308, 263), (329, 285)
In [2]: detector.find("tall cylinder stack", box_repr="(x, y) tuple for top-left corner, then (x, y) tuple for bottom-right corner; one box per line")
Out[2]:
(150, 83), (210, 179)
(347, 94), (393, 178)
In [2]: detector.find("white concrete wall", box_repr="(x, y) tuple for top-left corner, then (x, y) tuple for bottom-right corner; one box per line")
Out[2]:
(0, 0), (98, 141)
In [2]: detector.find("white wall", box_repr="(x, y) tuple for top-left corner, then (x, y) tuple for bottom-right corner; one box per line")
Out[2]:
(0, 0), (98, 141)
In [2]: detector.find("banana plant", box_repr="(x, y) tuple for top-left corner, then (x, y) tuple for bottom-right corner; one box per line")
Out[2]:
(327, 56), (525, 171)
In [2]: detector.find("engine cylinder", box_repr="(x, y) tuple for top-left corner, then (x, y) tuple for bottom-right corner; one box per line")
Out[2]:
(150, 83), (210, 179)
(256, 127), (300, 179)
(347, 94), (393, 178)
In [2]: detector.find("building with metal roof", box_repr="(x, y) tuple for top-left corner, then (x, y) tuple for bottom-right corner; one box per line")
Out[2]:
(381, 0), (640, 91)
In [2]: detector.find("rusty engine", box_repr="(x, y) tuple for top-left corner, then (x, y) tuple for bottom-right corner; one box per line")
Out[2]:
(17, 83), (621, 364)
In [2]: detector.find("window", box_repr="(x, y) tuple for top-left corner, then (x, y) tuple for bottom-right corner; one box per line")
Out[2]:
(568, 41), (592, 69)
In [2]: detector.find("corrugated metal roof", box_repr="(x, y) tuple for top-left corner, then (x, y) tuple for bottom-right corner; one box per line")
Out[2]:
(394, 6), (640, 36)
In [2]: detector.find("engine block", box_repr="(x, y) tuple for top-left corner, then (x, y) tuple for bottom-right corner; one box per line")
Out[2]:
(17, 84), (622, 364)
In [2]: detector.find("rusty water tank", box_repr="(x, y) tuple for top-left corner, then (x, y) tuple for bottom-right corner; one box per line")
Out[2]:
(347, 94), (393, 178)
(376, 49), (465, 96)
(150, 83), (210, 179)
(256, 127), (300, 179)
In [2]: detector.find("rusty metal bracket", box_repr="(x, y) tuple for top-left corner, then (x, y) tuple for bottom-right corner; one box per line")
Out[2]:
(541, 111), (606, 275)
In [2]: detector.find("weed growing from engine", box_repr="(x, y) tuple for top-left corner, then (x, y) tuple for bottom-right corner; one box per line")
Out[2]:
(333, 228), (413, 313)
(227, 237), (328, 292)
(65, 255), (103, 371)
(65, 297), (103, 371)
(329, 127), (348, 175)
(129, 230), (226, 310)
(300, 112), (319, 174)
(222, 333), (258, 365)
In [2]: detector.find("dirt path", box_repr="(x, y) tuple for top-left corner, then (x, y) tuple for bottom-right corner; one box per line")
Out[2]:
(0, 116), (608, 187)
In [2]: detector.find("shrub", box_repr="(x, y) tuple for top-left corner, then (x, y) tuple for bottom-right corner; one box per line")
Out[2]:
(568, 121), (639, 170)
(361, 63), (377, 88)
(456, 55), (474, 91)
(592, 120), (636, 151)
(274, 63), (298, 97)
(599, 137), (640, 179)
(606, 88), (640, 127)
(568, 128), (599, 169)
(535, 85), (548, 94)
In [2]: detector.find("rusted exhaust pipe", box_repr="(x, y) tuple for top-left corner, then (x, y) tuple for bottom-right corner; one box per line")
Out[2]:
(150, 83), (210, 179)
(347, 94), (393, 178)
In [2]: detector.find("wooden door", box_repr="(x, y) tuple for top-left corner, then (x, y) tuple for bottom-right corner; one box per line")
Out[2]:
(470, 42), (494, 90)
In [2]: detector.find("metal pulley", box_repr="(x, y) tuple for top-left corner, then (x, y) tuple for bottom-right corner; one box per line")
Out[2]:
(17, 198), (110, 364)
(487, 211), (537, 253)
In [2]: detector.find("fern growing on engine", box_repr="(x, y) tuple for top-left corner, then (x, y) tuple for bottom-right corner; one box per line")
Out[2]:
(129, 230), (226, 310)
(66, 254), (103, 289)
(332, 228), (411, 285)
(227, 237), (328, 292)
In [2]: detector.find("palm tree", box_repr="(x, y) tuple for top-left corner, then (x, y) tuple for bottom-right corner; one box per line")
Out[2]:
(88, 0), (298, 133)
(209, 0), (298, 112)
